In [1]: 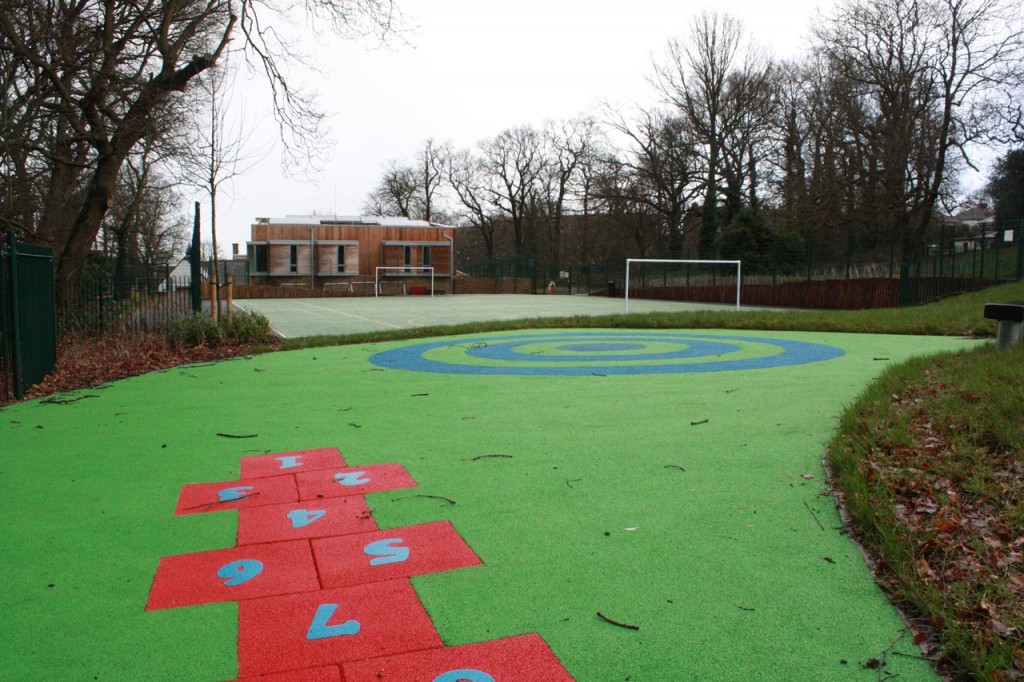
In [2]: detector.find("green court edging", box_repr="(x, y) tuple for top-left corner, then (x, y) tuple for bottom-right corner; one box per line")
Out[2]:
(0, 329), (979, 680)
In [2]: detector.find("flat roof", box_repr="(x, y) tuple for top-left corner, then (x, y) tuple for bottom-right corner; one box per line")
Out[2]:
(253, 215), (452, 228)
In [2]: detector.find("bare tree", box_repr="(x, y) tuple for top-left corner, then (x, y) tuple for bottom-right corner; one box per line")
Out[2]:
(479, 126), (548, 255)
(604, 106), (704, 257)
(364, 160), (419, 217)
(415, 138), (446, 221)
(446, 147), (500, 261)
(177, 57), (267, 314)
(0, 0), (401, 282)
(538, 118), (601, 265)
(654, 12), (746, 257)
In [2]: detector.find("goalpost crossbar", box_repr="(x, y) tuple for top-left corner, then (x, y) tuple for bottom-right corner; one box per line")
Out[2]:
(374, 266), (435, 297)
(624, 259), (741, 312)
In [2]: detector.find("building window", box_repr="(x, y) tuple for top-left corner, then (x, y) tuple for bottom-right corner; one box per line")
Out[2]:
(289, 244), (298, 273)
(422, 246), (432, 267)
(252, 244), (269, 273)
(337, 245), (346, 273)
(404, 245), (412, 272)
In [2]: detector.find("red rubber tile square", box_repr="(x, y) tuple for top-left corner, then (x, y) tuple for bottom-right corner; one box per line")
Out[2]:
(237, 496), (378, 546)
(294, 463), (417, 501)
(232, 665), (341, 682)
(311, 521), (481, 589)
(241, 448), (346, 480)
(174, 474), (298, 515)
(145, 540), (319, 610)
(341, 633), (576, 681)
(237, 580), (442, 677)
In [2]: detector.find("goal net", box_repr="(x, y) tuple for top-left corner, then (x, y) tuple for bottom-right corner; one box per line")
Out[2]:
(374, 266), (434, 297)
(624, 259), (741, 312)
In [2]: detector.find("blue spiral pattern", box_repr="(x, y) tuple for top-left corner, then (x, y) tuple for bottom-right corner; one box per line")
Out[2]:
(369, 331), (843, 376)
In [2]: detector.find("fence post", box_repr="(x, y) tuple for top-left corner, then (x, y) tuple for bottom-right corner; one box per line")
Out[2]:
(226, 273), (233, 325)
(6, 232), (24, 398)
(190, 202), (201, 313)
(210, 268), (219, 322)
(1017, 218), (1024, 280)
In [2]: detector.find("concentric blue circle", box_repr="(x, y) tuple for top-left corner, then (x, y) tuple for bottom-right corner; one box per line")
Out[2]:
(369, 331), (844, 376)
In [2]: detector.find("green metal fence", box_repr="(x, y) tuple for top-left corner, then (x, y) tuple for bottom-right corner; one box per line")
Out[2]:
(1, 233), (57, 401)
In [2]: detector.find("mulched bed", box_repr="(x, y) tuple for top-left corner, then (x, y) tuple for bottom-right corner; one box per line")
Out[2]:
(19, 332), (275, 402)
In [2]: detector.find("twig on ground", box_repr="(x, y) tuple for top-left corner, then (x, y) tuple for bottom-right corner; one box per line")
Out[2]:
(468, 454), (513, 461)
(803, 500), (826, 531)
(216, 432), (258, 439)
(597, 612), (640, 630)
(391, 494), (456, 505)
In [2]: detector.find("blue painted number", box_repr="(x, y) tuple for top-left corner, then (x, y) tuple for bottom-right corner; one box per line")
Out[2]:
(334, 471), (370, 486)
(217, 559), (264, 586)
(275, 455), (303, 469)
(287, 508), (327, 528)
(363, 538), (410, 566)
(306, 603), (360, 640)
(217, 485), (254, 502)
(433, 670), (495, 682)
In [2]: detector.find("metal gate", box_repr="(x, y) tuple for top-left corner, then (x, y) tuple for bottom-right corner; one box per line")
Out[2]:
(1, 232), (56, 401)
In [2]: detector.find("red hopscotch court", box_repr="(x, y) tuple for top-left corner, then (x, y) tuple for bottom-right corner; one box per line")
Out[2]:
(152, 448), (574, 680)
(236, 580), (443, 677)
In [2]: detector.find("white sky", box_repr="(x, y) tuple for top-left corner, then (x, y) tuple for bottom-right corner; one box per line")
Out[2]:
(203, 0), (836, 254)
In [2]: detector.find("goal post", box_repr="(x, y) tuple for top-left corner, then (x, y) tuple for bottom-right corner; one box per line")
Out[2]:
(374, 266), (435, 297)
(624, 259), (741, 312)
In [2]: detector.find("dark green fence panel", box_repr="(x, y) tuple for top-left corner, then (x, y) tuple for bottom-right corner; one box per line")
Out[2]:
(2, 233), (56, 400)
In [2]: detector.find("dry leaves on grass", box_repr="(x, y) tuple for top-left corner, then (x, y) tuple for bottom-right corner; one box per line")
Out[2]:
(22, 332), (270, 401)
(861, 382), (1024, 677)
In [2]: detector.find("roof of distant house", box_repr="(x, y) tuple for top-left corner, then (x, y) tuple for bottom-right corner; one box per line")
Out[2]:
(253, 215), (451, 228)
(953, 203), (994, 223)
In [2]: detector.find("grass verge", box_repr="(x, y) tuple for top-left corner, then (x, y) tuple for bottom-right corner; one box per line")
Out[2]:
(827, 343), (1024, 680)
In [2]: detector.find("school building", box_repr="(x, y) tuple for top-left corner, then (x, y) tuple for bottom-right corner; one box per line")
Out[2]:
(246, 216), (455, 293)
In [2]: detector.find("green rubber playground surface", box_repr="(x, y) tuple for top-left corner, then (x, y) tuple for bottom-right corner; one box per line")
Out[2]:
(237, 294), (746, 338)
(0, 328), (979, 680)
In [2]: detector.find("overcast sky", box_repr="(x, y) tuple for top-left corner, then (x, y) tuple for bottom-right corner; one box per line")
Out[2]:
(204, 0), (838, 254)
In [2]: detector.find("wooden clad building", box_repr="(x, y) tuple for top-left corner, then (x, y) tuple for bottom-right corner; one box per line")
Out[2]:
(247, 216), (454, 292)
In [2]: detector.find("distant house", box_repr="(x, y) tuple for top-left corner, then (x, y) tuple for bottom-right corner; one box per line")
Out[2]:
(247, 216), (455, 292)
(949, 202), (998, 252)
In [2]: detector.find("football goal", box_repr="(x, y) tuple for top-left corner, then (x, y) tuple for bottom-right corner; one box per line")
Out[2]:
(374, 266), (434, 297)
(624, 259), (741, 312)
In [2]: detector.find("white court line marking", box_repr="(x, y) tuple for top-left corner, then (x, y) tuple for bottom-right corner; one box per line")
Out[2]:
(237, 301), (289, 338)
(294, 300), (404, 329)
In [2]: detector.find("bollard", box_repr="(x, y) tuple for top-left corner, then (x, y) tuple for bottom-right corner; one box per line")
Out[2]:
(983, 303), (1024, 349)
